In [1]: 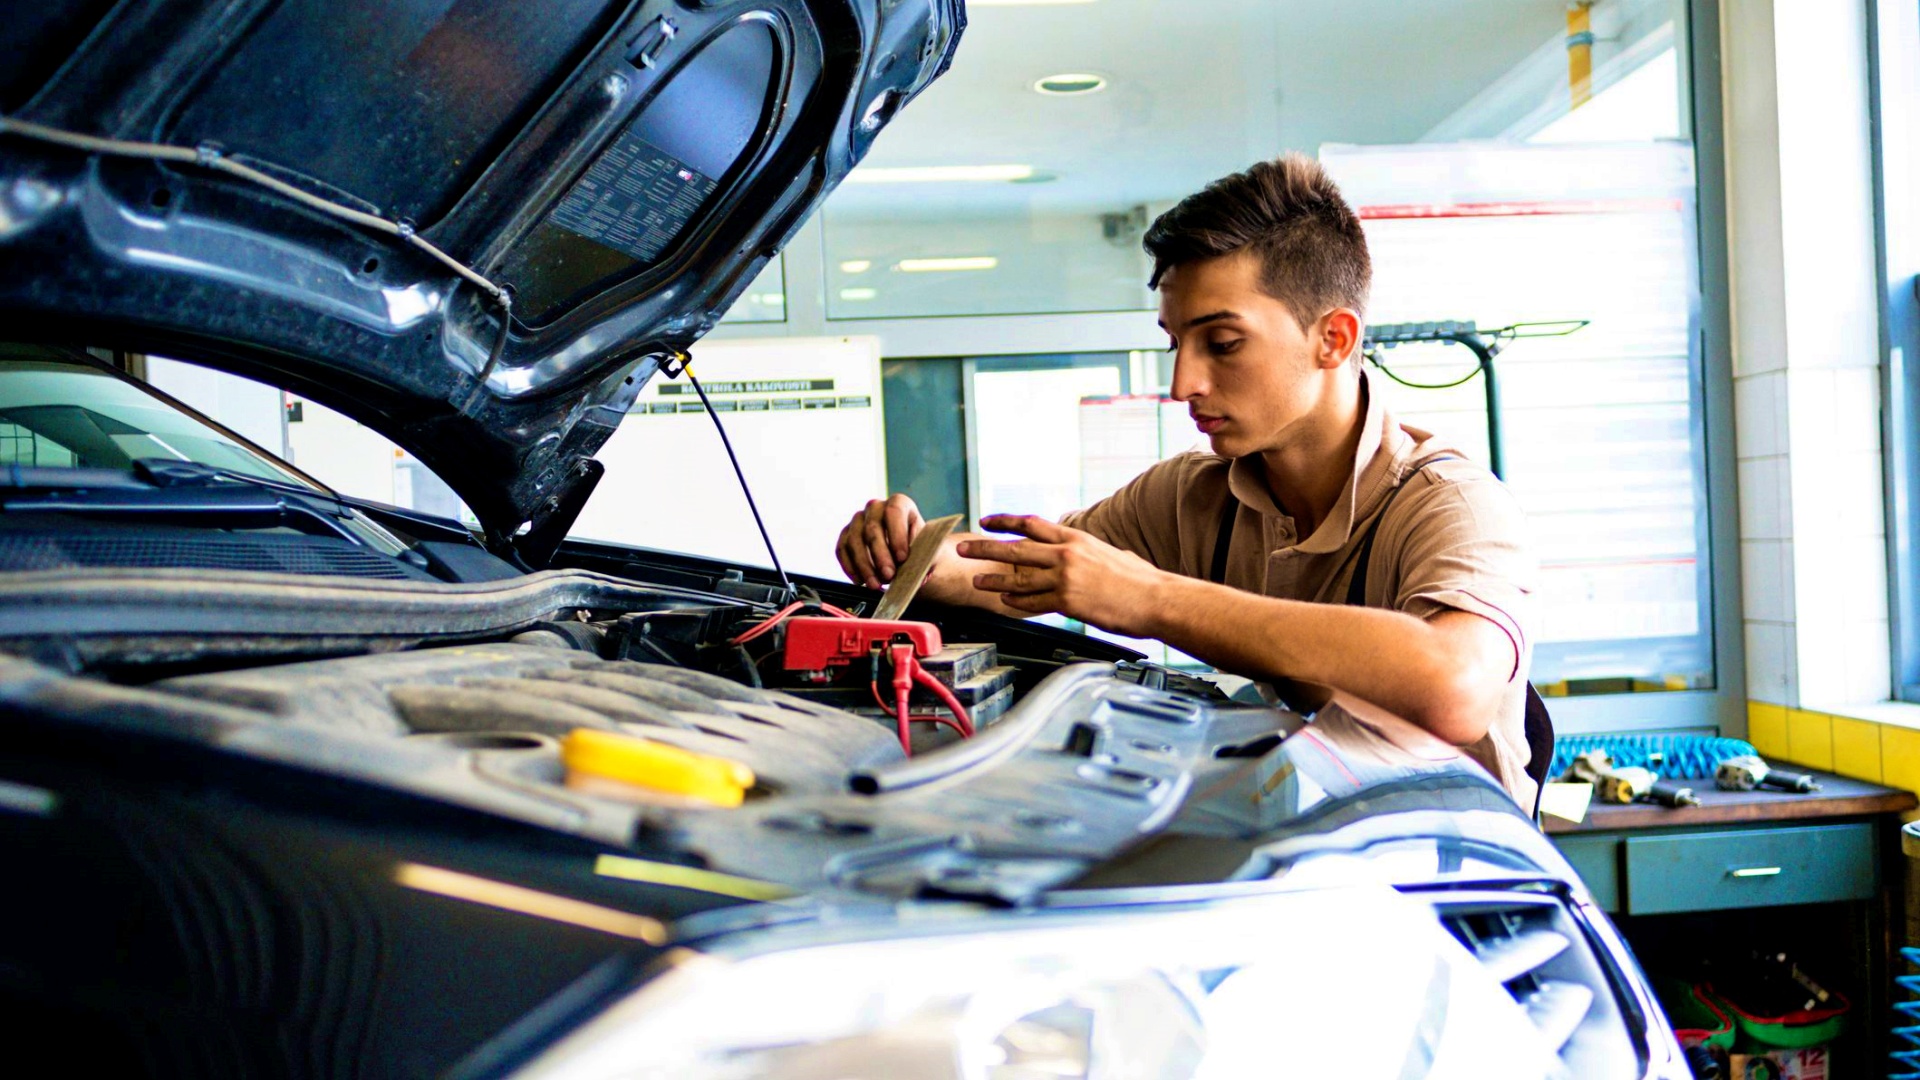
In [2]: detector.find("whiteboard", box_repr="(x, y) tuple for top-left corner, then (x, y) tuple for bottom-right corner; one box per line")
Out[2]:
(573, 336), (887, 580)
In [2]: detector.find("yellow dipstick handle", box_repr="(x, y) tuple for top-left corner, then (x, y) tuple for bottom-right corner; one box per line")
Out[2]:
(562, 729), (755, 808)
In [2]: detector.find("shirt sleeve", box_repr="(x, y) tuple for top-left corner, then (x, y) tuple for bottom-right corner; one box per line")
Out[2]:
(1059, 454), (1200, 571)
(1378, 461), (1537, 679)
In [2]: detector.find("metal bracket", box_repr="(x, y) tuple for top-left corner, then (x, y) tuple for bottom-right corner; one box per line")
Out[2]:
(629, 16), (679, 70)
(516, 458), (605, 567)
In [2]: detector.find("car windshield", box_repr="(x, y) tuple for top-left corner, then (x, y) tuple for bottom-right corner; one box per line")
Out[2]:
(0, 351), (315, 489)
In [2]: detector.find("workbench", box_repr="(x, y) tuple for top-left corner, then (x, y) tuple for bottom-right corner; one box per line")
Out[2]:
(1546, 771), (1914, 914)
(1545, 769), (1915, 1072)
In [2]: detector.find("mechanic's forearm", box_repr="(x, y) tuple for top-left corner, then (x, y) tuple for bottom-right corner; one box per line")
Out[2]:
(1139, 575), (1499, 745)
(918, 532), (1035, 618)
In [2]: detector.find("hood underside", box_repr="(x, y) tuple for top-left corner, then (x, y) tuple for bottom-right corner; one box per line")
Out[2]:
(0, 0), (963, 544)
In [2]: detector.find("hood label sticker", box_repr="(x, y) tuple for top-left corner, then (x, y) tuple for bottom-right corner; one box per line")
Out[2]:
(549, 133), (719, 263)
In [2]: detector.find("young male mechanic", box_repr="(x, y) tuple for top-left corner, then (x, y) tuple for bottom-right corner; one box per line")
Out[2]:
(834, 154), (1539, 807)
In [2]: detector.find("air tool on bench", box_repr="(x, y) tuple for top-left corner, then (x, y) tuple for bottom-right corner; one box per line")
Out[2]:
(1714, 754), (1820, 793)
(1562, 750), (1701, 807)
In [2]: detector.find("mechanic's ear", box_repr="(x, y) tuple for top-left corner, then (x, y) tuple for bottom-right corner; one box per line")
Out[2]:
(1315, 309), (1362, 370)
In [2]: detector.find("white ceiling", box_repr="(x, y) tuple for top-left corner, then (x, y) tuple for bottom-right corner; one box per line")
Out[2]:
(833, 0), (1577, 218)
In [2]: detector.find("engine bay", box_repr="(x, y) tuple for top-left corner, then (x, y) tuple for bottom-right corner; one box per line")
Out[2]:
(0, 557), (1317, 904)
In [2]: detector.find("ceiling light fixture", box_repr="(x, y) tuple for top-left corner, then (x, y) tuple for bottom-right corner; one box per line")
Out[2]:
(896, 257), (999, 273)
(839, 259), (873, 274)
(1034, 72), (1107, 95)
(972, 0), (1097, 5)
(839, 287), (879, 301)
(845, 164), (1034, 184)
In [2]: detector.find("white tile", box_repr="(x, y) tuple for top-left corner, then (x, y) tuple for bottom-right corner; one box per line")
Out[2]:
(1745, 620), (1799, 704)
(1831, 367), (1883, 453)
(1829, 450), (1887, 538)
(1785, 368), (1837, 449)
(1736, 456), (1791, 539)
(1740, 539), (1794, 622)
(1734, 373), (1787, 459)
(1792, 546), (1846, 640)
(1834, 535), (1892, 624)
(1841, 618), (1893, 704)
(1786, 453), (1833, 538)
(1796, 617), (1850, 703)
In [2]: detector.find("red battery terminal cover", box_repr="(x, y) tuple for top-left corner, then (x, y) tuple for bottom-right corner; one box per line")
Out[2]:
(781, 616), (942, 672)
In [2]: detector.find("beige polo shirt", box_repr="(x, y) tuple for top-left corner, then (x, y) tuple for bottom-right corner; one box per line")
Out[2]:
(1061, 375), (1538, 806)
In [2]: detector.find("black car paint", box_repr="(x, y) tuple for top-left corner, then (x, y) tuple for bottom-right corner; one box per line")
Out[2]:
(0, 715), (705, 1077)
(0, 0), (964, 549)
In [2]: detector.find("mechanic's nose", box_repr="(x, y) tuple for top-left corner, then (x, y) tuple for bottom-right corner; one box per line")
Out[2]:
(1168, 351), (1208, 402)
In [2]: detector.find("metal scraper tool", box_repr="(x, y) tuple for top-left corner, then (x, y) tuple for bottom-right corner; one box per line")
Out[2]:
(872, 513), (963, 621)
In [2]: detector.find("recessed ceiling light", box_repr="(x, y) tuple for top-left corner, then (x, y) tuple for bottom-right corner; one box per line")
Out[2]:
(972, 0), (1097, 5)
(845, 165), (1034, 184)
(839, 259), (873, 274)
(896, 257), (999, 273)
(1034, 72), (1107, 96)
(839, 287), (879, 301)
(753, 292), (785, 306)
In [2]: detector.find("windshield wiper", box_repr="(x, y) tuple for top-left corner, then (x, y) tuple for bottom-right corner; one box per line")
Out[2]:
(2, 470), (363, 545)
(131, 458), (347, 507)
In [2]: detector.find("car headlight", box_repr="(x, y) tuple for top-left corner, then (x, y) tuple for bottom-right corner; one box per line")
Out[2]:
(514, 885), (1580, 1080)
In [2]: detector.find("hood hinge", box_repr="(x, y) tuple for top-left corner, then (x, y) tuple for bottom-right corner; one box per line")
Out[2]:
(514, 457), (606, 568)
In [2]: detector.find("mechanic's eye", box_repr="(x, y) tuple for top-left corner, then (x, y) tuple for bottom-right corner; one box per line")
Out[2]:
(1207, 338), (1244, 357)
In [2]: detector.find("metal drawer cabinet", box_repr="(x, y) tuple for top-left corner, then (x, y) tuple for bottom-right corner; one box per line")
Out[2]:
(1551, 822), (1880, 915)
(1620, 822), (1877, 915)
(1554, 834), (1621, 911)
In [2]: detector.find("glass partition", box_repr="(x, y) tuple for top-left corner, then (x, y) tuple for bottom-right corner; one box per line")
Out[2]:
(718, 257), (787, 325)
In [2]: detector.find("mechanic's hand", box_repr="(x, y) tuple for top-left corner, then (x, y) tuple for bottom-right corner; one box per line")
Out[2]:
(836, 493), (925, 589)
(958, 514), (1168, 637)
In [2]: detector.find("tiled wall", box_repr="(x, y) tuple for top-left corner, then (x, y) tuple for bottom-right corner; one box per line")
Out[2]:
(1747, 701), (1920, 801)
(1725, 0), (1893, 714)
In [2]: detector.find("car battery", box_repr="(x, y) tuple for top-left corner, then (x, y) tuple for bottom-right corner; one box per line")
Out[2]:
(785, 642), (1018, 727)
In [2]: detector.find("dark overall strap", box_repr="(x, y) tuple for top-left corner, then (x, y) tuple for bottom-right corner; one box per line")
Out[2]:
(1343, 456), (1453, 604)
(1209, 493), (1238, 584)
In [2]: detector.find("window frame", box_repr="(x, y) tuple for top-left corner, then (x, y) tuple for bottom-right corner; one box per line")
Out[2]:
(1871, 0), (1920, 701)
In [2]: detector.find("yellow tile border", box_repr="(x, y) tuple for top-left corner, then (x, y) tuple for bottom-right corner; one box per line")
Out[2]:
(1829, 716), (1882, 783)
(1883, 724), (1920, 797)
(1741, 699), (1917, 794)
(1784, 709), (1834, 771)
(1746, 700), (1788, 759)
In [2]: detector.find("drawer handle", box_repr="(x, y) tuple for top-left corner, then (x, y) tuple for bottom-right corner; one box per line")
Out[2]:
(1728, 866), (1783, 878)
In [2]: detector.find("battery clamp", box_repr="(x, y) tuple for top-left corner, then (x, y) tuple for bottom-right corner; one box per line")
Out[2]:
(781, 615), (941, 676)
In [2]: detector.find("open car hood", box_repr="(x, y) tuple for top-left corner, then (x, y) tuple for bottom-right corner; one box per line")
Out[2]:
(0, 0), (962, 547)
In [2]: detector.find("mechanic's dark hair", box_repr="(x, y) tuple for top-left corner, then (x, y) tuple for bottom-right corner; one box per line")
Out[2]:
(1143, 153), (1371, 328)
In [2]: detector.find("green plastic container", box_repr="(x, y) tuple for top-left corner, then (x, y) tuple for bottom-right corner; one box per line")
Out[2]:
(1702, 982), (1848, 1050)
(1653, 977), (1735, 1051)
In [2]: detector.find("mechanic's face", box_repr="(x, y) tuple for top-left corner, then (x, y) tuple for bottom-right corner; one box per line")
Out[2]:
(1158, 250), (1355, 460)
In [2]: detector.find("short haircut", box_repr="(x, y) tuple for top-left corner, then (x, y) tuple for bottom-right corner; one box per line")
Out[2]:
(1143, 153), (1372, 329)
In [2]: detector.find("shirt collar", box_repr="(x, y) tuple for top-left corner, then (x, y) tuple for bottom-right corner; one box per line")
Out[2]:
(1223, 370), (1414, 554)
